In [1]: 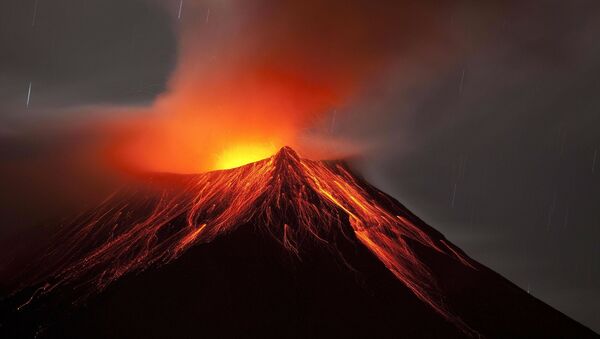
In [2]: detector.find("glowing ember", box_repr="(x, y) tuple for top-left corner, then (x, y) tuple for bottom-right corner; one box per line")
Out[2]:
(16, 147), (478, 336)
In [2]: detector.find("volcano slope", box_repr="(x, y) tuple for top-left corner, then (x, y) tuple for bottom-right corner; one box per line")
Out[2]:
(1, 147), (597, 338)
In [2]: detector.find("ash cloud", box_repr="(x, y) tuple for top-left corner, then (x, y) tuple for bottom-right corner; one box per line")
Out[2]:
(117, 0), (482, 172)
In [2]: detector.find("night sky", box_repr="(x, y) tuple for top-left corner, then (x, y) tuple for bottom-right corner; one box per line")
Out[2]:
(1, 0), (599, 332)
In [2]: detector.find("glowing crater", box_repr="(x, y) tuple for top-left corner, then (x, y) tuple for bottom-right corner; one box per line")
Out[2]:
(214, 143), (278, 170)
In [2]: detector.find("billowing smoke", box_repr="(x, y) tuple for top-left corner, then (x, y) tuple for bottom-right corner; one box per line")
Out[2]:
(114, 0), (490, 173)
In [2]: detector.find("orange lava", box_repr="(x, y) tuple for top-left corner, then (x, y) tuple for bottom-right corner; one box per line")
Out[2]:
(20, 147), (477, 335)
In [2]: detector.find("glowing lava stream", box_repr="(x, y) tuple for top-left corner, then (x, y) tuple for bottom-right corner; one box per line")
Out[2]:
(20, 147), (478, 335)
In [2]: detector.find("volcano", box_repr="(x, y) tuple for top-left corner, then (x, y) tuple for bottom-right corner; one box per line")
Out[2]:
(1, 147), (596, 338)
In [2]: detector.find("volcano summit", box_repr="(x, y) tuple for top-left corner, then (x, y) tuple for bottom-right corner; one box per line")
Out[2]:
(1, 147), (596, 338)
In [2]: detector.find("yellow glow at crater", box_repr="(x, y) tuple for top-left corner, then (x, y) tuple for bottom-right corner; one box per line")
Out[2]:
(214, 143), (277, 170)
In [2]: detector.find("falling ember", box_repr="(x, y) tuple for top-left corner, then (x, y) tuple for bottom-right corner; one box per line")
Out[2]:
(26, 82), (32, 108)
(175, 223), (207, 254)
(15, 147), (478, 336)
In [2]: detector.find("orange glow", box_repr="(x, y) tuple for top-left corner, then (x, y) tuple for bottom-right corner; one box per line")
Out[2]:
(111, 67), (344, 174)
(108, 2), (369, 174)
(214, 143), (277, 170)
(102, 1), (458, 174)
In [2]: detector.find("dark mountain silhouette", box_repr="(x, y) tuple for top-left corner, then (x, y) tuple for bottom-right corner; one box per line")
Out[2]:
(1, 147), (597, 338)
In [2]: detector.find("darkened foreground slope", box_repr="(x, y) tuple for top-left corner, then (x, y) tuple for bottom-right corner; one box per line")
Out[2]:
(1, 147), (597, 338)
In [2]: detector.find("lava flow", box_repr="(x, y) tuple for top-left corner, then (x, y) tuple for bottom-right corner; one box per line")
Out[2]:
(14, 147), (478, 335)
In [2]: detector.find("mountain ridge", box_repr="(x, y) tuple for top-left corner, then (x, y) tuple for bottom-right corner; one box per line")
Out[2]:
(1, 147), (597, 338)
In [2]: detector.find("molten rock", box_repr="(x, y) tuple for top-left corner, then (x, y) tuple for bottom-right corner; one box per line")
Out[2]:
(1, 147), (596, 338)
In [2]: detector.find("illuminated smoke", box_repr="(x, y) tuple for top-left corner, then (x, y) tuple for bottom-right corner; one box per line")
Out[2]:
(114, 1), (467, 173)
